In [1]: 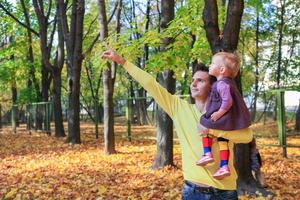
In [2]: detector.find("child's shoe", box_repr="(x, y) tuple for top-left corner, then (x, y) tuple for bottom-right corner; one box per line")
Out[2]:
(196, 153), (214, 166)
(213, 165), (230, 179)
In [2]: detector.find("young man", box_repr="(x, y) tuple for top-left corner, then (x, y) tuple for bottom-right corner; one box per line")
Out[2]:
(101, 48), (253, 199)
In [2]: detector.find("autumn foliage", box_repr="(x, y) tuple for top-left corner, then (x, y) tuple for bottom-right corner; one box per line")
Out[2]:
(0, 121), (299, 199)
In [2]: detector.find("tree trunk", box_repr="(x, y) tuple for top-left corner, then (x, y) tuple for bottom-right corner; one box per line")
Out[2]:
(10, 51), (19, 129)
(152, 0), (175, 169)
(58, 0), (85, 144)
(32, 0), (51, 130)
(276, 1), (285, 88)
(98, 0), (116, 154)
(52, 1), (66, 137)
(153, 71), (175, 169)
(272, 1), (286, 122)
(136, 0), (151, 126)
(137, 89), (150, 125)
(102, 68), (116, 154)
(202, 0), (271, 195)
(234, 144), (268, 195)
(52, 68), (66, 137)
(11, 81), (18, 132)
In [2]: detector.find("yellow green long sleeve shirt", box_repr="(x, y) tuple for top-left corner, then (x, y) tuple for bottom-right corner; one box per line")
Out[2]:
(123, 61), (253, 190)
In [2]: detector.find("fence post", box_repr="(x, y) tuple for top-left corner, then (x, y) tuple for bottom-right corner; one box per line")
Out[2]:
(276, 90), (287, 158)
(26, 104), (32, 134)
(126, 98), (131, 141)
(95, 100), (99, 139)
(34, 104), (38, 131)
(45, 102), (51, 135)
(11, 104), (17, 133)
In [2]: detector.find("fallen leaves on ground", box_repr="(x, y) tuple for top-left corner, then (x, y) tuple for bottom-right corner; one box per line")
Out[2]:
(0, 120), (299, 199)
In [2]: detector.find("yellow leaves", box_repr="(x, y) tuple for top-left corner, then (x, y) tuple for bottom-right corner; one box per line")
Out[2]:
(1, 122), (300, 199)
(4, 188), (18, 199)
(97, 185), (107, 195)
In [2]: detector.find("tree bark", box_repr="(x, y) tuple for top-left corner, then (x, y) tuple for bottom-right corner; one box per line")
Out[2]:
(52, 68), (66, 137)
(276, 0), (285, 88)
(137, 0), (151, 125)
(11, 80), (18, 131)
(33, 0), (65, 136)
(32, 0), (52, 103)
(152, 0), (175, 169)
(58, 0), (85, 144)
(202, 0), (222, 53)
(52, 1), (66, 137)
(98, 0), (116, 154)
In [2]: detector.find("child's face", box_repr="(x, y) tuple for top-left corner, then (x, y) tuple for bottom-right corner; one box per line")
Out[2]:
(209, 56), (222, 77)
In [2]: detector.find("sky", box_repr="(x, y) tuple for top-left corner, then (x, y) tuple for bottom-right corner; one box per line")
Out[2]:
(285, 91), (300, 108)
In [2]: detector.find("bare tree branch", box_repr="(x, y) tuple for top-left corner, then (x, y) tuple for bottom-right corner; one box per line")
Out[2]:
(107, 0), (119, 24)
(46, 0), (53, 20)
(83, 14), (99, 41)
(82, 33), (100, 59)
(0, 2), (39, 36)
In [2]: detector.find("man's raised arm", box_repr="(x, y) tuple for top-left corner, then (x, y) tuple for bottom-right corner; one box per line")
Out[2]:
(101, 48), (178, 118)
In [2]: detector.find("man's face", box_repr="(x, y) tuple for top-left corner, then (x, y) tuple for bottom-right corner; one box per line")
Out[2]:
(190, 71), (211, 100)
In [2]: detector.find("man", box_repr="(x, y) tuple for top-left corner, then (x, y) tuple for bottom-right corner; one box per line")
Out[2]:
(101, 48), (253, 199)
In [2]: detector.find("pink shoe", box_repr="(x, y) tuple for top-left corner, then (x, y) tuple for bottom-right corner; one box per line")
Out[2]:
(213, 166), (231, 179)
(196, 153), (214, 166)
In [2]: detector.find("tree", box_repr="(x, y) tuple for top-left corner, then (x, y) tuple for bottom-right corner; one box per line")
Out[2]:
(19, 0), (40, 99)
(97, 0), (116, 154)
(202, 0), (269, 195)
(32, 0), (66, 137)
(1, 0), (66, 134)
(152, 0), (175, 169)
(57, 0), (85, 144)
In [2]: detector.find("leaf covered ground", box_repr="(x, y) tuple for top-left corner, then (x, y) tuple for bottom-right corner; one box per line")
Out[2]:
(0, 120), (299, 199)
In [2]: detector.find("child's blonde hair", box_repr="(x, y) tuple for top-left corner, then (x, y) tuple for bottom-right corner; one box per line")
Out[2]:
(213, 52), (240, 78)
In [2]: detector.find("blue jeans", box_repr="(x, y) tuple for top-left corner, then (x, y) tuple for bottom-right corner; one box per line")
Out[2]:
(182, 181), (238, 200)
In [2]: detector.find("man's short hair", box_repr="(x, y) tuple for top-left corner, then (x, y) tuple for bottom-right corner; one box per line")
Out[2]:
(192, 63), (217, 85)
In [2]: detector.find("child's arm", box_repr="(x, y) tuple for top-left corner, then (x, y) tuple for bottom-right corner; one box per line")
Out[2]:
(211, 81), (233, 121)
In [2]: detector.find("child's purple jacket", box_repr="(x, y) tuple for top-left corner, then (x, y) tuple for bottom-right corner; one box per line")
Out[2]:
(200, 78), (251, 131)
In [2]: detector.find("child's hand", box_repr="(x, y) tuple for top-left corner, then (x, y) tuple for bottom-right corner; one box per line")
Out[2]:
(211, 109), (226, 121)
(197, 124), (209, 135)
(211, 111), (222, 121)
(200, 129), (209, 135)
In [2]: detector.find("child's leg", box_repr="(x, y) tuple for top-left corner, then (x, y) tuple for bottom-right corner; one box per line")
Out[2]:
(218, 137), (229, 168)
(196, 135), (214, 166)
(213, 137), (230, 179)
(202, 135), (213, 156)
